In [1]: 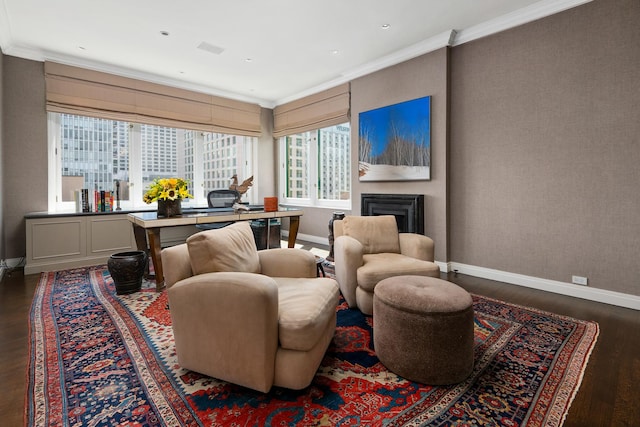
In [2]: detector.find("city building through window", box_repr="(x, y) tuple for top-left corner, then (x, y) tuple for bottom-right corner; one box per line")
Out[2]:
(279, 123), (351, 210)
(49, 113), (255, 211)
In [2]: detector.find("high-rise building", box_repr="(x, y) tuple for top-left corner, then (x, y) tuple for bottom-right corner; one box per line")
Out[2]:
(60, 114), (116, 200)
(319, 124), (351, 200)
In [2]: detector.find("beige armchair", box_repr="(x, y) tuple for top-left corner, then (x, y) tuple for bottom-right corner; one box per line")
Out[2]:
(162, 221), (340, 393)
(333, 215), (440, 315)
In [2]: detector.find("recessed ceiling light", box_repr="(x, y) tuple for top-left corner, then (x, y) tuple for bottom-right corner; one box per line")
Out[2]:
(160, 30), (170, 36)
(245, 58), (253, 63)
(381, 24), (391, 30)
(78, 46), (86, 50)
(330, 49), (339, 55)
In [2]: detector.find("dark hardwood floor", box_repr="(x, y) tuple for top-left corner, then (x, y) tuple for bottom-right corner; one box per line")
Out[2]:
(1, 256), (638, 426)
(445, 272), (640, 427)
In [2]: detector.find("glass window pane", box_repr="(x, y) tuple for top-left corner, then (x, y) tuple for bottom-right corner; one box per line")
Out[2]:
(59, 114), (130, 201)
(281, 122), (350, 205)
(141, 125), (179, 192)
(201, 133), (255, 199)
(285, 135), (310, 199)
(318, 123), (350, 201)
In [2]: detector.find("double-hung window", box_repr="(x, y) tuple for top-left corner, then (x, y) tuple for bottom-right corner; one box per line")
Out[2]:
(48, 112), (255, 212)
(279, 123), (351, 209)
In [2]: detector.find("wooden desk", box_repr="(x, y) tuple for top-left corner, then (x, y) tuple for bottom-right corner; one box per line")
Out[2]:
(127, 209), (303, 291)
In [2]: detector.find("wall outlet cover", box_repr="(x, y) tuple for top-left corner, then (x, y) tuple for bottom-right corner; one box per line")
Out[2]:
(572, 275), (588, 286)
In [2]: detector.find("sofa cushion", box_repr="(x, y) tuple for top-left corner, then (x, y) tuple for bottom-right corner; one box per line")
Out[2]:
(186, 221), (260, 275)
(274, 277), (339, 352)
(342, 215), (400, 254)
(357, 253), (440, 292)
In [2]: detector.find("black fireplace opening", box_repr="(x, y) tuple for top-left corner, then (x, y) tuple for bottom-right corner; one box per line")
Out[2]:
(361, 193), (424, 234)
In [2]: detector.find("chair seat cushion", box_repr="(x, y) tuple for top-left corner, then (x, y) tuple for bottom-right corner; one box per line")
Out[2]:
(275, 277), (340, 352)
(357, 253), (440, 292)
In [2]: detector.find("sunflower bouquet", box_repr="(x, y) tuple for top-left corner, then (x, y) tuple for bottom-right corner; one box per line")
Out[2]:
(143, 178), (193, 204)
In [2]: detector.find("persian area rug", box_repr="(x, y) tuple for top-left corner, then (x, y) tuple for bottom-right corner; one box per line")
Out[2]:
(27, 266), (598, 426)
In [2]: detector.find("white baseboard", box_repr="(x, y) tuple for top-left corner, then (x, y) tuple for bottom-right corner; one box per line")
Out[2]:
(283, 231), (330, 247)
(450, 262), (640, 311)
(285, 233), (640, 311)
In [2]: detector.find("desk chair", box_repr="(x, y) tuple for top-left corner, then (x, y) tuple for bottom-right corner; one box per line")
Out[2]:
(196, 189), (240, 231)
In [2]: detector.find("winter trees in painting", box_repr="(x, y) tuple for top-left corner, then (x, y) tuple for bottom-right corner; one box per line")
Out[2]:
(358, 96), (431, 181)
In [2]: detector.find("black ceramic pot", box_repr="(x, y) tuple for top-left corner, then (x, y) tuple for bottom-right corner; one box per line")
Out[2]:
(108, 251), (148, 295)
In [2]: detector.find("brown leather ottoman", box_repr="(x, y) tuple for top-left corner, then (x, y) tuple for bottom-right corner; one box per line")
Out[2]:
(373, 275), (474, 385)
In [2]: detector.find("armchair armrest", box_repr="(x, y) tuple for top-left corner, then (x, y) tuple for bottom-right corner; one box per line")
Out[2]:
(334, 235), (364, 307)
(161, 243), (193, 288)
(168, 272), (279, 393)
(399, 233), (435, 262)
(258, 248), (316, 278)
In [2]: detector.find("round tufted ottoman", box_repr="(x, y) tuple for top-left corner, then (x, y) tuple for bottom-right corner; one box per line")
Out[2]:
(373, 275), (474, 385)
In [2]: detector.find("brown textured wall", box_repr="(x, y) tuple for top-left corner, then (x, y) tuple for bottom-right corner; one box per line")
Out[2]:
(3, 56), (48, 259)
(449, 0), (640, 295)
(351, 48), (449, 262)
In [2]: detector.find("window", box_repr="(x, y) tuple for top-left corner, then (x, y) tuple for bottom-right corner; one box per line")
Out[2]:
(49, 113), (255, 212)
(279, 123), (351, 209)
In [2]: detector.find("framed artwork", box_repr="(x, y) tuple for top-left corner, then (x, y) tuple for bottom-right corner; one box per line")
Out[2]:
(358, 96), (431, 181)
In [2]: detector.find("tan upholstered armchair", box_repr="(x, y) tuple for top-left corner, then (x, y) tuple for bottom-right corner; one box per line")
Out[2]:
(162, 221), (340, 393)
(333, 215), (440, 315)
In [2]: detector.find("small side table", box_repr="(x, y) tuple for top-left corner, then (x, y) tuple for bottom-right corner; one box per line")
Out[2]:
(327, 211), (345, 262)
(315, 256), (326, 277)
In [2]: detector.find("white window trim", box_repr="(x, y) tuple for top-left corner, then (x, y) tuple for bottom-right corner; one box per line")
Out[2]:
(278, 132), (351, 210)
(47, 114), (60, 212)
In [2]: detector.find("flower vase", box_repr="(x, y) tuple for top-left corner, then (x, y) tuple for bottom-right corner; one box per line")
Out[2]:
(157, 199), (182, 217)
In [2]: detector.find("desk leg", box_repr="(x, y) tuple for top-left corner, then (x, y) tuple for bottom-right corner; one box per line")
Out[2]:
(288, 216), (300, 248)
(146, 228), (165, 291)
(132, 223), (165, 292)
(132, 224), (151, 275)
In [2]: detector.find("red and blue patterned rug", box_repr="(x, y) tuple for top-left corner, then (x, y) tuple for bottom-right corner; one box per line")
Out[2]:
(27, 265), (598, 426)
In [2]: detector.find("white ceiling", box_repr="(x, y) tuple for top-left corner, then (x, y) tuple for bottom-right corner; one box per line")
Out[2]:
(0, 0), (590, 107)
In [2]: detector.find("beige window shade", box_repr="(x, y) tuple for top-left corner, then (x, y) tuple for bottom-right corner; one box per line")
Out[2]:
(273, 83), (350, 138)
(45, 61), (262, 136)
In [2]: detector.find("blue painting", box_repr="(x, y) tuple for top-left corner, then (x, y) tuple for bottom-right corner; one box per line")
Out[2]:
(358, 96), (431, 181)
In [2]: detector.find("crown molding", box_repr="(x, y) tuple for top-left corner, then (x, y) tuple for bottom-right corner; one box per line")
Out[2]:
(275, 29), (456, 106)
(0, 0), (12, 51)
(2, 0), (593, 108)
(453, 0), (593, 45)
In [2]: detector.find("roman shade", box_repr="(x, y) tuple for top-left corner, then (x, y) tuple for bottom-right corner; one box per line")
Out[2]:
(44, 61), (262, 136)
(273, 83), (350, 137)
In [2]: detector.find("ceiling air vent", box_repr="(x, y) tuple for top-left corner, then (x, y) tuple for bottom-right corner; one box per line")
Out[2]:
(197, 42), (225, 55)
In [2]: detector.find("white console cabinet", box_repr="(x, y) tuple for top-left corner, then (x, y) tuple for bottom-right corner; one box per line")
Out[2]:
(25, 213), (138, 275)
(25, 211), (208, 275)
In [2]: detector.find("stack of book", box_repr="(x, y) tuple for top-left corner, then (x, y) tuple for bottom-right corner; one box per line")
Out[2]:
(74, 189), (115, 213)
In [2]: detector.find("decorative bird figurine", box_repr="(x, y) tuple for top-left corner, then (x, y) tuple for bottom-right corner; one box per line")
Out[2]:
(229, 174), (254, 201)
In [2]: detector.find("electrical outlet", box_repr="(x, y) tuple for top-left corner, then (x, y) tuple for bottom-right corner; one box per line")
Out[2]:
(572, 275), (588, 286)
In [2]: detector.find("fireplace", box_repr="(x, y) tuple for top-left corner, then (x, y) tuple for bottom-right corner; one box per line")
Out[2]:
(361, 193), (424, 234)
